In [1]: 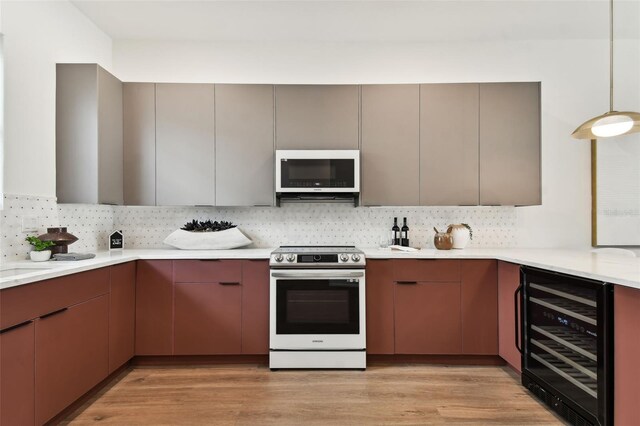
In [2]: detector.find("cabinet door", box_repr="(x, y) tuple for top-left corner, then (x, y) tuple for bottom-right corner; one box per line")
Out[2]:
(109, 262), (136, 373)
(365, 260), (395, 354)
(124, 83), (156, 206)
(136, 261), (174, 355)
(421, 84), (479, 205)
(614, 285), (640, 425)
(241, 260), (270, 354)
(56, 64), (99, 204)
(497, 261), (522, 372)
(479, 83), (541, 206)
(156, 83), (215, 206)
(461, 260), (498, 354)
(1, 321), (35, 426)
(275, 85), (359, 149)
(35, 295), (109, 425)
(174, 282), (242, 355)
(395, 282), (462, 354)
(97, 66), (124, 205)
(361, 85), (420, 206)
(215, 84), (274, 206)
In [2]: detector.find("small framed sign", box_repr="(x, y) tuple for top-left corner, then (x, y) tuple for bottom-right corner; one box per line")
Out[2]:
(109, 230), (124, 251)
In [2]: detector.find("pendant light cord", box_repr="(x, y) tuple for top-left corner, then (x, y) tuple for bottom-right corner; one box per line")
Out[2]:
(609, 0), (614, 112)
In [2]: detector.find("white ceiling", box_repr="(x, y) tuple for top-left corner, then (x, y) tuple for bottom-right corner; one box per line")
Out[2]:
(69, 0), (640, 42)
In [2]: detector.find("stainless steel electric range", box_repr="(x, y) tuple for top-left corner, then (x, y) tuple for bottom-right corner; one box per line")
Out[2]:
(269, 246), (366, 369)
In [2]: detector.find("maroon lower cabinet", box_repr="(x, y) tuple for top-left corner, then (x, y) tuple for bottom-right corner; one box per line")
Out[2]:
(35, 295), (109, 425)
(461, 260), (498, 355)
(109, 262), (136, 372)
(136, 260), (174, 355)
(394, 259), (460, 283)
(174, 281), (242, 355)
(1, 268), (109, 330)
(174, 259), (242, 283)
(497, 261), (522, 372)
(395, 280), (462, 354)
(365, 260), (395, 354)
(241, 260), (269, 354)
(1, 320), (35, 426)
(614, 285), (640, 425)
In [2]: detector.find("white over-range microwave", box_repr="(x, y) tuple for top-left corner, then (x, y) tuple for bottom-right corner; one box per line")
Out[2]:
(275, 150), (360, 202)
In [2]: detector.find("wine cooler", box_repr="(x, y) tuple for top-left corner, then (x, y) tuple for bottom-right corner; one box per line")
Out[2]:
(520, 267), (613, 426)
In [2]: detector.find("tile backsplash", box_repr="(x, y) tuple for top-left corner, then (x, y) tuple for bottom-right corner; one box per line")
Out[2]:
(1, 194), (518, 261)
(0, 194), (114, 261)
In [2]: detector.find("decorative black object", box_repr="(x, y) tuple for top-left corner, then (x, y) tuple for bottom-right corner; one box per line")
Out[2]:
(181, 220), (236, 233)
(38, 227), (78, 254)
(109, 230), (124, 250)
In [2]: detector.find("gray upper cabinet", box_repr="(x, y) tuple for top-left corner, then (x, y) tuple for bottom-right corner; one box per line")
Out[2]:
(123, 83), (156, 206)
(56, 64), (123, 205)
(361, 85), (420, 206)
(420, 84), (479, 206)
(215, 84), (274, 206)
(155, 84), (215, 206)
(479, 82), (541, 206)
(275, 85), (359, 150)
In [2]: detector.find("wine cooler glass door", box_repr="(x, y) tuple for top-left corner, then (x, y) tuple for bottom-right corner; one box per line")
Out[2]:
(523, 268), (612, 426)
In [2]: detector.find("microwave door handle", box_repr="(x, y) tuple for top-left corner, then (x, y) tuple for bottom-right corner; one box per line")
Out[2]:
(271, 271), (365, 279)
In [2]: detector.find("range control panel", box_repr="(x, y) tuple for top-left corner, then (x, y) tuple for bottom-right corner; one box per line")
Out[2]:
(269, 246), (365, 268)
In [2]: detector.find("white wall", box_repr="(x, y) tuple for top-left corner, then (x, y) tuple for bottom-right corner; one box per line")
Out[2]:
(112, 38), (638, 248)
(1, 0), (112, 198)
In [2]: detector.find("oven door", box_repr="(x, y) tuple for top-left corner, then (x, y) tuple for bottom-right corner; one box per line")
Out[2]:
(275, 150), (360, 193)
(270, 269), (366, 350)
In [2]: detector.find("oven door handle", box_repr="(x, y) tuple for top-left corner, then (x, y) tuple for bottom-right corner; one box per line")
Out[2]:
(271, 271), (365, 279)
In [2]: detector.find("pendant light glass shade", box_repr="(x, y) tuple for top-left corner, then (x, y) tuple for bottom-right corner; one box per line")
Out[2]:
(571, 0), (640, 140)
(572, 111), (640, 139)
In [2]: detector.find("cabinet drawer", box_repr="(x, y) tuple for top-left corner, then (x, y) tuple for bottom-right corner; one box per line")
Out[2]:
(394, 259), (460, 282)
(0, 268), (110, 329)
(174, 259), (242, 283)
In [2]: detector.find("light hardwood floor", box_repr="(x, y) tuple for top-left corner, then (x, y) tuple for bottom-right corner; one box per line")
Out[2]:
(62, 365), (565, 425)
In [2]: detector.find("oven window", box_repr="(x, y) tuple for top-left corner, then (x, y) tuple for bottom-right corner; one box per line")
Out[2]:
(280, 159), (355, 189)
(276, 279), (360, 334)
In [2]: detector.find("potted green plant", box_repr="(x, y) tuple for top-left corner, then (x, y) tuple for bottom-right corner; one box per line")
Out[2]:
(25, 236), (55, 261)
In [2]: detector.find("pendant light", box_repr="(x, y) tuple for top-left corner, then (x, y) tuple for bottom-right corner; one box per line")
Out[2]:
(571, 0), (640, 139)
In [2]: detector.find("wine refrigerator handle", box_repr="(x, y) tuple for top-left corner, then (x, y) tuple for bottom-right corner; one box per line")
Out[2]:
(514, 283), (524, 354)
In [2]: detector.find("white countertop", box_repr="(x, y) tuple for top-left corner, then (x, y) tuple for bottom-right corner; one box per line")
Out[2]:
(0, 248), (274, 290)
(1, 247), (639, 291)
(363, 248), (640, 289)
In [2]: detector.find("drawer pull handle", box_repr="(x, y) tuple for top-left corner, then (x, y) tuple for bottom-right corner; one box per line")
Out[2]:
(396, 281), (418, 285)
(219, 282), (240, 286)
(0, 320), (33, 334)
(40, 307), (68, 319)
